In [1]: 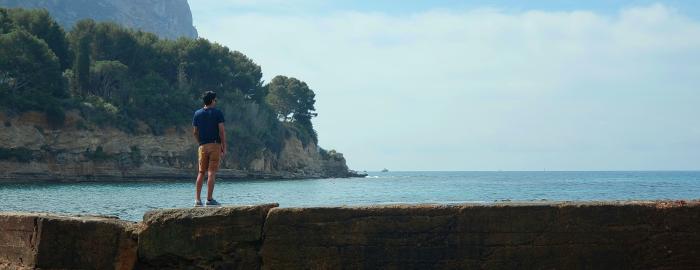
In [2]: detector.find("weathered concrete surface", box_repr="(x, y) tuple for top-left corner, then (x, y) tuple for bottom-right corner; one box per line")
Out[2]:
(261, 201), (700, 270)
(2, 201), (699, 269)
(0, 213), (138, 270)
(137, 204), (278, 270)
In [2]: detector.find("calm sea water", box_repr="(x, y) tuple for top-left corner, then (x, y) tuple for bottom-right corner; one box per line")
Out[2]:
(1, 171), (699, 221)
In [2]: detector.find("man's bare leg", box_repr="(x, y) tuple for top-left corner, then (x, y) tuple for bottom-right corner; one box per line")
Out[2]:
(206, 170), (216, 201)
(195, 172), (205, 202)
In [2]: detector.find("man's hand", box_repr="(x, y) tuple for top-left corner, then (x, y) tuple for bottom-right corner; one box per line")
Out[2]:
(192, 127), (200, 145)
(221, 144), (226, 157)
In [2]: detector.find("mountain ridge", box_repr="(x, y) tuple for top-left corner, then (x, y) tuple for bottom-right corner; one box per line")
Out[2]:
(0, 0), (197, 39)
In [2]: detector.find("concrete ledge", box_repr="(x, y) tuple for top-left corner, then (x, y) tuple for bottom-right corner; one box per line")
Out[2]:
(137, 204), (279, 270)
(0, 213), (138, 270)
(1, 201), (699, 269)
(261, 201), (700, 269)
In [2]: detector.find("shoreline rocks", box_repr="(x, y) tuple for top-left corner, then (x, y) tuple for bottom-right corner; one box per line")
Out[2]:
(0, 111), (362, 182)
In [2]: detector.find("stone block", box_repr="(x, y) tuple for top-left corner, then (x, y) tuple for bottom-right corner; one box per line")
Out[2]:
(261, 204), (463, 269)
(261, 202), (700, 270)
(0, 213), (138, 270)
(137, 204), (278, 270)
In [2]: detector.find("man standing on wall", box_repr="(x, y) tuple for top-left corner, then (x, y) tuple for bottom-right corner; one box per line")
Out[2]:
(192, 91), (226, 207)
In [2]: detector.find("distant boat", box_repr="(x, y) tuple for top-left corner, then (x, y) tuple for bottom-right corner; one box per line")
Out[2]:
(381, 168), (389, 173)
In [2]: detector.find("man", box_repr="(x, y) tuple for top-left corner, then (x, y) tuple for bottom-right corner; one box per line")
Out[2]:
(192, 91), (226, 207)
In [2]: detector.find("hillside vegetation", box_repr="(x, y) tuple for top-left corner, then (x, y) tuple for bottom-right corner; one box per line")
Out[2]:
(0, 8), (321, 167)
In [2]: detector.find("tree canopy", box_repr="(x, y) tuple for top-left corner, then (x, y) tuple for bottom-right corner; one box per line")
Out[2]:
(266, 76), (317, 122)
(0, 29), (65, 112)
(5, 8), (70, 69)
(0, 7), (322, 166)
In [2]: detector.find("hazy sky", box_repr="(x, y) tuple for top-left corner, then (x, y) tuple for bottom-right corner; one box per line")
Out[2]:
(188, 1), (700, 171)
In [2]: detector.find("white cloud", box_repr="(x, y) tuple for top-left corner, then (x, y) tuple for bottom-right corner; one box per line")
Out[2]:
(191, 3), (700, 170)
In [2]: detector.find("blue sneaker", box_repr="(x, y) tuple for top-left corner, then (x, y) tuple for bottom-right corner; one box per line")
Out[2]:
(194, 200), (203, 207)
(205, 199), (220, 207)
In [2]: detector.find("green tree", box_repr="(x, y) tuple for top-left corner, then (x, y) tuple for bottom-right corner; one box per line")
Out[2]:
(230, 51), (264, 101)
(74, 35), (91, 96)
(68, 20), (98, 97)
(179, 39), (263, 100)
(0, 29), (64, 100)
(0, 29), (65, 124)
(265, 75), (318, 143)
(265, 75), (317, 122)
(265, 76), (294, 121)
(89, 60), (129, 101)
(126, 72), (192, 133)
(7, 8), (71, 70)
(0, 8), (13, 34)
(90, 23), (158, 77)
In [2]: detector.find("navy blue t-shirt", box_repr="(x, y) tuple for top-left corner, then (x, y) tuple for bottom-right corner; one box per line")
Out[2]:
(192, 107), (225, 145)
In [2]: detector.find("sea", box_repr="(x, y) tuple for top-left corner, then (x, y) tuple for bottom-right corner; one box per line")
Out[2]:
(1, 171), (699, 221)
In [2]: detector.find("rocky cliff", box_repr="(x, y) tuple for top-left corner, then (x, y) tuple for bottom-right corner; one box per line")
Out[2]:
(0, 0), (197, 39)
(1, 201), (699, 269)
(0, 111), (355, 182)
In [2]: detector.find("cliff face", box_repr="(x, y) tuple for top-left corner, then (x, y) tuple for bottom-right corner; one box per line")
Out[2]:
(0, 111), (352, 181)
(0, 0), (197, 39)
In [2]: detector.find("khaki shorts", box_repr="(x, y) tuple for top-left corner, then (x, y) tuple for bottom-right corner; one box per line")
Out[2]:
(198, 143), (221, 173)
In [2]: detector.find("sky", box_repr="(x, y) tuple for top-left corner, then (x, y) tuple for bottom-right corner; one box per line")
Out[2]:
(188, 1), (700, 171)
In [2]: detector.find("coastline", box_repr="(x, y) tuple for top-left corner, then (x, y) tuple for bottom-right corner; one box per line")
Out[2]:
(0, 168), (368, 183)
(0, 111), (364, 183)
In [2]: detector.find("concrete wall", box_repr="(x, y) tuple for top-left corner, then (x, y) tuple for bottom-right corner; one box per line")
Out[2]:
(137, 204), (278, 269)
(1, 201), (699, 269)
(0, 213), (138, 270)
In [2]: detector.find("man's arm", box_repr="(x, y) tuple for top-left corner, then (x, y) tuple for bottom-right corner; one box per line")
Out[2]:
(193, 127), (200, 145)
(218, 122), (226, 155)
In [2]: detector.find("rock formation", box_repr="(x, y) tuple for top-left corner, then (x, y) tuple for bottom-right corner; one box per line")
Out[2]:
(0, 0), (197, 39)
(0, 111), (356, 181)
